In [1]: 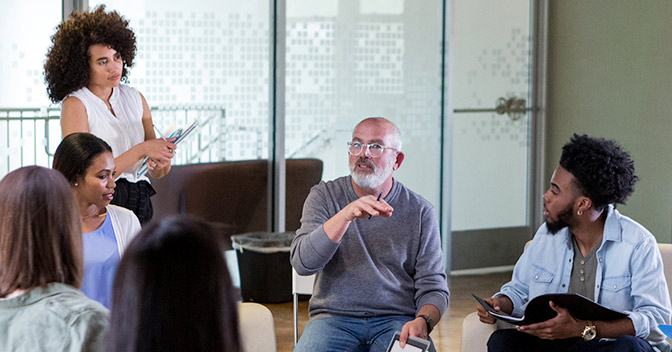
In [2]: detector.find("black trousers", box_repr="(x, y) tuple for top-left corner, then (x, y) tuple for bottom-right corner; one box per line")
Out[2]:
(487, 329), (654, 352)
(110, 179), (155, 224)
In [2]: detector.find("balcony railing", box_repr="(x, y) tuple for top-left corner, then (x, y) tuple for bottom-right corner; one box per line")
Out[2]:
(0, 106), (248, 179)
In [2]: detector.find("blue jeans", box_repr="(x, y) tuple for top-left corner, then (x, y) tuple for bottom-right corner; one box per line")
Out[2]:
(294, 315), (436, 352)
(487, 329), (655, 352)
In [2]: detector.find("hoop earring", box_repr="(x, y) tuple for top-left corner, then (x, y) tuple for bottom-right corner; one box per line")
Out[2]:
(577, 210), (583, 216)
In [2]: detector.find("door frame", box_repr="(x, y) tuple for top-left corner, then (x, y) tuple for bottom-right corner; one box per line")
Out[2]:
(441, 0), (549, 273)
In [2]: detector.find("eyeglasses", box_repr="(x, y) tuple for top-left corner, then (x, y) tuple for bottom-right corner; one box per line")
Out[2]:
(347, 142), (398, 158)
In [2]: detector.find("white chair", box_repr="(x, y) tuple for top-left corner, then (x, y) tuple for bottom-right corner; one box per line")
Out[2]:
(460, 242), (672, 352)
(238, 302), (277, 352)
(292, 269), (315, 344)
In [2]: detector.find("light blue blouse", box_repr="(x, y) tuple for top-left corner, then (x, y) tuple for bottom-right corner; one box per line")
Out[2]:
(81, 213), (119, 309)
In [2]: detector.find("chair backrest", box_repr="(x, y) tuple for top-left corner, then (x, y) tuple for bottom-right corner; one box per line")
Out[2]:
(238, 302), (277, 352)
(292, 269), (315, 295)
(152, 159), (323, 249)
(657, 243), (672, 300)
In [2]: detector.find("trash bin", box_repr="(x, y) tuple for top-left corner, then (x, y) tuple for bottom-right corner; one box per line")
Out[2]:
(231, 231), (295, 303)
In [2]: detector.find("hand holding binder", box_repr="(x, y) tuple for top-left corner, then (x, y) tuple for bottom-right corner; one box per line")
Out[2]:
(473, 293), (627, 326)
(137, 120), (200, 177)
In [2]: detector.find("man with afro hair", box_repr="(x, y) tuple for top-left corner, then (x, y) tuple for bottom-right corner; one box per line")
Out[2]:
(477, 134), (671, 352)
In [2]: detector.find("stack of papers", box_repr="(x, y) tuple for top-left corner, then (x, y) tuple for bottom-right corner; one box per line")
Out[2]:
(137, 119), (200, 177)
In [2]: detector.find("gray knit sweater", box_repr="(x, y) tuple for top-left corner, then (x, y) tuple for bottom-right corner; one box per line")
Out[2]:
(290, 176), (449, 320)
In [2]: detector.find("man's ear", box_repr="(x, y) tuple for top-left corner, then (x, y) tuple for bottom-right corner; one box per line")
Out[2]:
(393, 152), (405, 170)
(576, 196), (592, 213)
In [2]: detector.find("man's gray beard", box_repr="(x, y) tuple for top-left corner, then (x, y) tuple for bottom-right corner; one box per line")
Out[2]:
(350, 158), (394, 189)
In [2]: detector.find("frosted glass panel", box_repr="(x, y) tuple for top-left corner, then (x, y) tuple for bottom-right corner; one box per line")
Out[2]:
(451, 0), (530, 108)
(451, 113), (529, 230)
(0, 1), (60, 108)
(91, 0), (270, 162)
(285, 0), (444, 208)
(0, 1), (61, 178)
(450, 0), (532, 231)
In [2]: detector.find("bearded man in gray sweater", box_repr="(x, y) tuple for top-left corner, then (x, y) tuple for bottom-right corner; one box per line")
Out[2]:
(291, 117), (450, 352)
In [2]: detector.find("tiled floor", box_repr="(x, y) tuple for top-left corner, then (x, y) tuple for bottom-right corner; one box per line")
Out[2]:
(263, 272), (512, 352)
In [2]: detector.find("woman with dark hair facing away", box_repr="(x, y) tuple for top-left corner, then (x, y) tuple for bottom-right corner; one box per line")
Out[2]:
(53, 132), (141, 309)
(108, 216), (241, 352)
(0, 166), (109, 351)
(44, 5), (176, 224)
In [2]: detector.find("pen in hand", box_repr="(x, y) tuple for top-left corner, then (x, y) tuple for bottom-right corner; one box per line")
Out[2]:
(368, 192), (382, 219)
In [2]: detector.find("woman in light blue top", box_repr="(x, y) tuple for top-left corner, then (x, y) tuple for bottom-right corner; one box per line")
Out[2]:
(53, 132), (141, 308)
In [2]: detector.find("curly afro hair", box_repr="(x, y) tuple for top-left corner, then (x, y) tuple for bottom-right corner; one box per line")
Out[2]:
(560, 134), (638, 211)
(44, 5), (136, 103)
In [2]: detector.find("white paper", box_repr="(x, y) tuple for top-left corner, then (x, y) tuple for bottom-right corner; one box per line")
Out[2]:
(388, 341), (424, 352)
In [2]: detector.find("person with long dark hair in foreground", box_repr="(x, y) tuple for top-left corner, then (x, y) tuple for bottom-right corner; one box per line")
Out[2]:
(107, 216), (241, 352)
(0, 166), (109, 351)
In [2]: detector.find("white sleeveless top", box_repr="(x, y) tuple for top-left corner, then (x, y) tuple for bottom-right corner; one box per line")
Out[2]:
(65, 85), (149, 183)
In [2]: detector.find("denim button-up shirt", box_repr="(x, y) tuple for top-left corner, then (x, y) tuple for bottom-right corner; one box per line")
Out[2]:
(497, 205), (671, 343)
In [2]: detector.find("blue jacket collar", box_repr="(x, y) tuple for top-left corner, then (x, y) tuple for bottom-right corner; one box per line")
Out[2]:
(563, 204), (620, 248)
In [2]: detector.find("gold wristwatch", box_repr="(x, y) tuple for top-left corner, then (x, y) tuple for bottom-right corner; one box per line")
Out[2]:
(581, 321), (597, 341)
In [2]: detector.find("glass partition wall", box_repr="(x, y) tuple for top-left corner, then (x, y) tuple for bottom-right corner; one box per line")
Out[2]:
(1, 0), (544, 272)
(284, 0), (444, 213)
(90, 0), (271, 164)
(0, 1), (61, 173)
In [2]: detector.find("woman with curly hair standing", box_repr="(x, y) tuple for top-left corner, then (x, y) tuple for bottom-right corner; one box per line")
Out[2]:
(45, 5), (175, 224)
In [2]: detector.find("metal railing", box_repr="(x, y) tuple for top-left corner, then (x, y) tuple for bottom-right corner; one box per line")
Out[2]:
(0, 107), (61, 176)
(286, 127), (350, 158)
(150, 105), (228, 165)
(0, 106), (234, 179)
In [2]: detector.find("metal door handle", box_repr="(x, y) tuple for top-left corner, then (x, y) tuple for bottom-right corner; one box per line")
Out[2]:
(453, 97), (535, 121)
